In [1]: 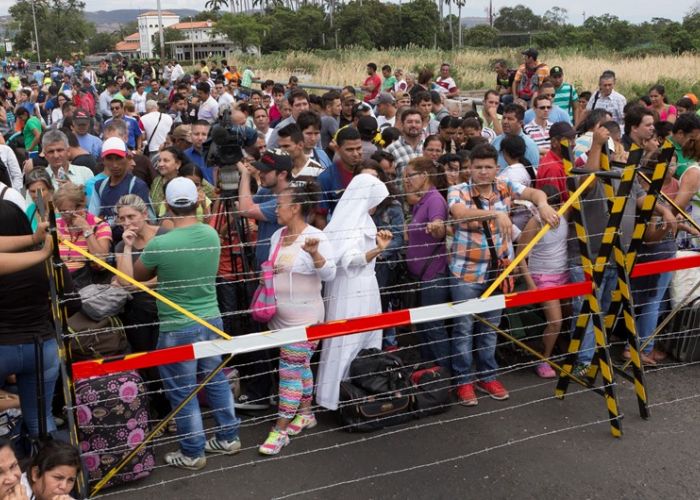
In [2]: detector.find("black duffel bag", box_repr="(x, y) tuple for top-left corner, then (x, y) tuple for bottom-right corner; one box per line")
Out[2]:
(338, 382), (412, 432)
(410, 365), (452, 417)
(338, 348), (413, 432)
(349, 348), (412, 394)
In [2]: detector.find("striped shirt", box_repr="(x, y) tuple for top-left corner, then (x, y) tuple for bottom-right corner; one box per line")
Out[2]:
(524, 120), (552, 152)
(553, 83), (578, 120)
(448, 179), (525, 283)
(57, 213), (112, 272)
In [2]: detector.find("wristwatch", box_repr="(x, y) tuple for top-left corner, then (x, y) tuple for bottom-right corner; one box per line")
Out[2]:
(83, 229), (93, 239)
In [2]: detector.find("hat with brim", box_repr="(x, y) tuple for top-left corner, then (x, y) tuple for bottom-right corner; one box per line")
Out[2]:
(252, 151), (293, 173)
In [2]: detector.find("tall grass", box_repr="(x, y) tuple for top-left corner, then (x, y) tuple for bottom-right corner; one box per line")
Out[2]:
(240, 48), (700, 100)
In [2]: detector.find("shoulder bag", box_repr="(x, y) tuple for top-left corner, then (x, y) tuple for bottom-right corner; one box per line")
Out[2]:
(473, 195), (515, 294)
(250, 228), (287, 323)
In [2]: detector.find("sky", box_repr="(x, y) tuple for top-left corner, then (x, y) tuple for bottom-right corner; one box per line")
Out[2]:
(0, 0), (696, 23)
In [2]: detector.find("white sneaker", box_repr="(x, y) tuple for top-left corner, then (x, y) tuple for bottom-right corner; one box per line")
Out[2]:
(205, 437), (241, 455)
(164, 450), (206, 470)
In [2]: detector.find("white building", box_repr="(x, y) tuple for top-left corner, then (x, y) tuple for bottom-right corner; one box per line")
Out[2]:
(165, 20), (237, 63)
(137, 10), (180, 58)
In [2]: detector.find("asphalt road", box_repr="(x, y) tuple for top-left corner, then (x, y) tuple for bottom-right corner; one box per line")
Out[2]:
(99, 358), (700, 500)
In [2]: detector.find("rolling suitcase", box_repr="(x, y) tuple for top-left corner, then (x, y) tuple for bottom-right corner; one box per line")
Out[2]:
(75, 371), (155, 489)
(665, 299), (700, 362)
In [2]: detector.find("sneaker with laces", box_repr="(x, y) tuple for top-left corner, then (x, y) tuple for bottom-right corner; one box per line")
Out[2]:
(535, 362), (557, 379)
(287, 413), (317, 436)
(164, 450), (206, 470)
(235, 394), (270, 411)
(205, 437), (241, 455)
(456, 383), (478, 406)
(259, 428), (290, 456)
(475, 380), (509, 400)
(572, 363), (590, 378)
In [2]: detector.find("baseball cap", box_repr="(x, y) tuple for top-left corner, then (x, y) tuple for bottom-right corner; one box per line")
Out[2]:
(171, 125), (192, 143)
(550, 66), (564, 77)
(74, 110), (90, 121)
(101, 137), (128, 158)
(165, 177), (198, 208)
(684, 93), (699, 106)
(252, 150), (293, 173)
(549, 122), (577, 139)
(522, 48), (539, 59)
(357, 115), (379, 135)
(376, 92), (395, 105)
(394, 91), (410, 102)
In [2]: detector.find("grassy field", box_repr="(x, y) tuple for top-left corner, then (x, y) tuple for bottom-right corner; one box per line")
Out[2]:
(239, 48), (700, 100)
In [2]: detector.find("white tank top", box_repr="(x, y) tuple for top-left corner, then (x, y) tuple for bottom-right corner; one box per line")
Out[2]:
(527, 214), (569, 274)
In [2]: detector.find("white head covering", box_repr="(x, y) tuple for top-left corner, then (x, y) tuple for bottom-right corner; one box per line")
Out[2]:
(323, 173), (389, 267)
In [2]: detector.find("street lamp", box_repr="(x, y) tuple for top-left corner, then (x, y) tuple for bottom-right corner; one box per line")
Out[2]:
(31, 0), (41, 62)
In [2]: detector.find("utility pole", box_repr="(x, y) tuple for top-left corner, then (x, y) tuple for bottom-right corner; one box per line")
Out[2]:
(157, 0), (165, 61)
(31, 0), (41, 63)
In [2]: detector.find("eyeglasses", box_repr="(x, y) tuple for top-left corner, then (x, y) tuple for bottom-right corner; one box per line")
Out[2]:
(110, 106), (121, 111)
(537, 106), (552, 110)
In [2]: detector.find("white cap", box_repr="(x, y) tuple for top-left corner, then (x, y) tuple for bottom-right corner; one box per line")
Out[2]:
(165, 177), (198, 208)
(101, 137), (128, 158)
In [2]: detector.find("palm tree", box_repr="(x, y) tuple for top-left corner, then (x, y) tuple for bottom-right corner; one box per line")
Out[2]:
(205, 0), (230, 11)
(455, 0), (465, 47)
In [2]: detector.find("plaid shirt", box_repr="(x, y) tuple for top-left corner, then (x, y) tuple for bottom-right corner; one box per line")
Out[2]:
(385, 136), (423, 174)
(448, 179), (526, 282)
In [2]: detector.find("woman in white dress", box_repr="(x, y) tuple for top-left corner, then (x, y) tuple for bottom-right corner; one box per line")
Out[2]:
(316, 173), (394, 410)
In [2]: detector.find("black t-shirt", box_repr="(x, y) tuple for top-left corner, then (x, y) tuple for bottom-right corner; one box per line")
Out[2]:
(0, 262), (80, 345)
(496, 70), (515, 89)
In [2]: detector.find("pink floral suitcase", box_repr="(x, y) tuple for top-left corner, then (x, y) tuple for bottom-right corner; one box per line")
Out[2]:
(75, 371), (155, 489)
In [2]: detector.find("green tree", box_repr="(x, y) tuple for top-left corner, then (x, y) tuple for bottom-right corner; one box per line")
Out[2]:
(583, 14), (637, 49)
(9, 0), (95, 59)
(494, 4), (542, 32)
(542, 7), (568, 28)
(215, 13), (265, 52)
(88, 32), (118, 54)
(659, 23), (695, 53)
(463, 25), (499, 47)
(151, 27), (180, 59)
(205, 0), (229, 11)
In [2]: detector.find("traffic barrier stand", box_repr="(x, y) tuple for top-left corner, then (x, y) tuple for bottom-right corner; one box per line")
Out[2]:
(603, 140), (674, 419)
(554, 141), (627, 437)
(42, 200), (88, 498)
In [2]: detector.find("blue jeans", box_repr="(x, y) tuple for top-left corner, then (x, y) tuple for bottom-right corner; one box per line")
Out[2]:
(0, 338), (59, 437)
(450, 277), (501, 384)
(418, 273), (452, 368)
(157, 318), (240, 458)
(634, 271), (672, 354)
(571, 263), (618, 365)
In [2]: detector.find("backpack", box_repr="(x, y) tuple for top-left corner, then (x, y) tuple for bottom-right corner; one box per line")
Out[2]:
(517, 64), (546, 100)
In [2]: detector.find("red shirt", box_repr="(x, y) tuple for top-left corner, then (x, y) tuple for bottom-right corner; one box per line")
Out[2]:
(363, 74), (382, 102)
(536, 150), (569, 201)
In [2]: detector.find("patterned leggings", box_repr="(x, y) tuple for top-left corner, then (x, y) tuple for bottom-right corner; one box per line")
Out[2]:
(278, 341), (318, 420)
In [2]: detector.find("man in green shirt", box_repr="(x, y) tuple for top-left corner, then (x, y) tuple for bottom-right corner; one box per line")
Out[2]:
(134, 177), (241, 470)
(381, 64), (397, 92)
(549, 66), (579, 123)
(241, 65), (255, 91)
(15, 107), (42, 153)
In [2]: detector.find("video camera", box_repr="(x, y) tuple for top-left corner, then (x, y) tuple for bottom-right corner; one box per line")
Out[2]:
(206, 118), (258, 196)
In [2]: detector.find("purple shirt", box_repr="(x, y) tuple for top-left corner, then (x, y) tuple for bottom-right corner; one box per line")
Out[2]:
(407, 186), (448, 280)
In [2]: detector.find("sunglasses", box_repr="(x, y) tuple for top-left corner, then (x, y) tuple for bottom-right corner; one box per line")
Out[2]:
(537, 106), (552, 110)
(110, 106), (121, 111)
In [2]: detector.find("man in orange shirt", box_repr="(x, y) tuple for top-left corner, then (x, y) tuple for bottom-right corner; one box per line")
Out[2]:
(512, 48), (549, 106)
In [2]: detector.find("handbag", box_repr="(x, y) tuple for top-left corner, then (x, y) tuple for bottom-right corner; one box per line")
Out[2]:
(250, 228), (287, 323)
(78, 284), (131, 321)
(67, 311), (128, 361)
(473, 196), (515, 294)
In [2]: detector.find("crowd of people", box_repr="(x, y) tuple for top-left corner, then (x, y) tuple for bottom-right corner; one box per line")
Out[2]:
(1, 46), (699, 495)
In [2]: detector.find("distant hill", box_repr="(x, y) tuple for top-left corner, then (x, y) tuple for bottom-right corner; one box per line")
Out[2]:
(85, 8), (200, 25)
